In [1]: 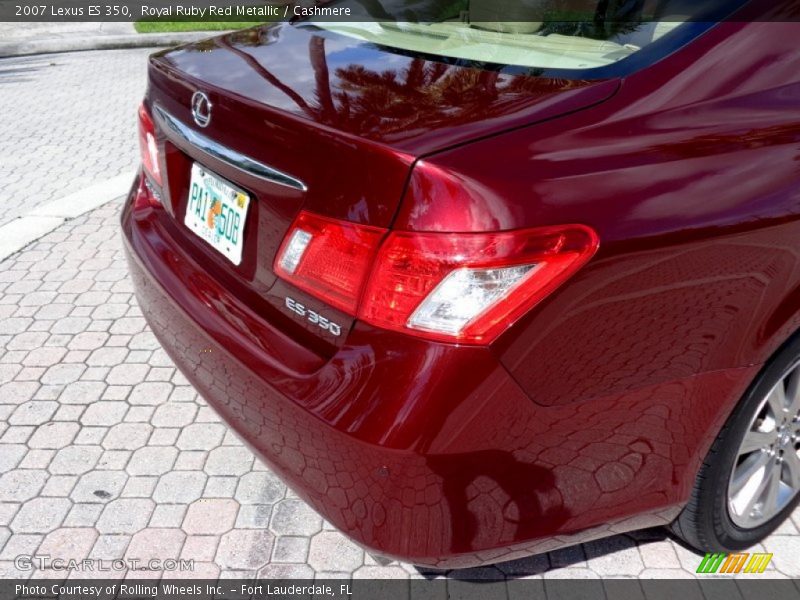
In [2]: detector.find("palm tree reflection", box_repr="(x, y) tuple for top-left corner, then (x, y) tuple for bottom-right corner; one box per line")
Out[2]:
(220, 30), (586, 142)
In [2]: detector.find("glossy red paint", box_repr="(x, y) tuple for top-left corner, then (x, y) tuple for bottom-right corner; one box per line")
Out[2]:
(123, 17), (800, 567)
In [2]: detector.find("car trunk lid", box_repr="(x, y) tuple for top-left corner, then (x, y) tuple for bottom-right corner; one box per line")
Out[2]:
(145, 23), (618, 352)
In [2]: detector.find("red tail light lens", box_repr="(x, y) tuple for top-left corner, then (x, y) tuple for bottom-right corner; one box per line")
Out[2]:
(275, 210), (598, 344)
(359, 226), (598, 343)
(138, 103), (162, 187)
(274, 211), (386, 314)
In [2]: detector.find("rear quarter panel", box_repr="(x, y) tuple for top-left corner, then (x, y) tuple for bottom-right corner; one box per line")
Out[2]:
(397, 22), (800, 409)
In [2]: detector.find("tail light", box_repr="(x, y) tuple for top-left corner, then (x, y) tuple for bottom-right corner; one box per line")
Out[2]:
(273, 212), (385, 314)
(360, 226), (598, 343)
(275, 211), (598, 345)
(138, 103), (162, 187)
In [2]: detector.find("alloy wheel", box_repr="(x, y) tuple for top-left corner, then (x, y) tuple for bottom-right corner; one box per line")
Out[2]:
(728, 361), (800, 528)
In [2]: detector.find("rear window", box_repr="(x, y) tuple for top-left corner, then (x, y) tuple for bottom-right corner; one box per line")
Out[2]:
(306, 0), (741, 71)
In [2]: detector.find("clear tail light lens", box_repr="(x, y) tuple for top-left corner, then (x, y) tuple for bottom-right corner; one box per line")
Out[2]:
(275, 211), (598, 345)
(138, 103), (162, 187)
(407, 264), (539, 335)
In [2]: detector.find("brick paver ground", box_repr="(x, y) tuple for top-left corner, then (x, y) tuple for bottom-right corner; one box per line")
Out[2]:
(1, 48), (799, 583)
(0, 49), (149, 227)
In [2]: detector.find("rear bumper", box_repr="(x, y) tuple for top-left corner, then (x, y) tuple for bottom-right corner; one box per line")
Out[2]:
(122, 179), (758, 568)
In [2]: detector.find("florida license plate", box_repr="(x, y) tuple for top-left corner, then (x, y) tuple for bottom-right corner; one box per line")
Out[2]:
(185, 163), (250, 265)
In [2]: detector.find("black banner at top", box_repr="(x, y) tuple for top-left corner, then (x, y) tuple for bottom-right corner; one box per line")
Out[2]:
(1, 0), (800, 23)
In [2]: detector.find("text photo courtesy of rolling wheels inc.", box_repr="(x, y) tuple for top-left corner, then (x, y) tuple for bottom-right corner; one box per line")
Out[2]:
(3, 1), (800, 600)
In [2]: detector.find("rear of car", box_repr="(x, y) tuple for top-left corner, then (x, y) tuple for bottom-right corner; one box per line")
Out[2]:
(122, 0), (792, 567)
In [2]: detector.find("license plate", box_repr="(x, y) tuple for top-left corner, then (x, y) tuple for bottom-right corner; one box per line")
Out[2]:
(185, 163), (250, 265)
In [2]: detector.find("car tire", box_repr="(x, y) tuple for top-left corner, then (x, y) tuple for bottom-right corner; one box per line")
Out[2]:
(671, 334), (800, 552)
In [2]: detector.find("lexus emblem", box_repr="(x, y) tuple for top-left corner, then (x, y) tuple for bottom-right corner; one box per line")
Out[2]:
(191, 91), (212, 128)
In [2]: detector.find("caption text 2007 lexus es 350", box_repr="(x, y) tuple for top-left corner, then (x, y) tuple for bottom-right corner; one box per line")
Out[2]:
(122, 0), (800, 568)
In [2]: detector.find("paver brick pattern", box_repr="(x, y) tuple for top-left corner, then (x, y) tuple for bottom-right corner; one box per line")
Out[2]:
(0, 49), (150, 227)
(1, 48), (800, 583)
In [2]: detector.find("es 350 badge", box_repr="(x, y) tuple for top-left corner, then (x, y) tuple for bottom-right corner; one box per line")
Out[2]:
(285, 297), (342, 337)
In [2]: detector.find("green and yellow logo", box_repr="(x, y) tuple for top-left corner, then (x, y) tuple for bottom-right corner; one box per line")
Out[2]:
(696, 552), (773, 574)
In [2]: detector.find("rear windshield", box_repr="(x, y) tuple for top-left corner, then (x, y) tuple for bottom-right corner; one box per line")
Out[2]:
(306, 0), (740, 71)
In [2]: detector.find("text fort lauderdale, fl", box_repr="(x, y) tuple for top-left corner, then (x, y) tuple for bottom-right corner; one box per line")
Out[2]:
(140, 4), (352, 18)
(18, 583), (353, 597)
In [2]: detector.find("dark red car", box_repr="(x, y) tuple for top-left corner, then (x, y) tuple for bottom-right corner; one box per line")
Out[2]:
(123, 0), (800, 568)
